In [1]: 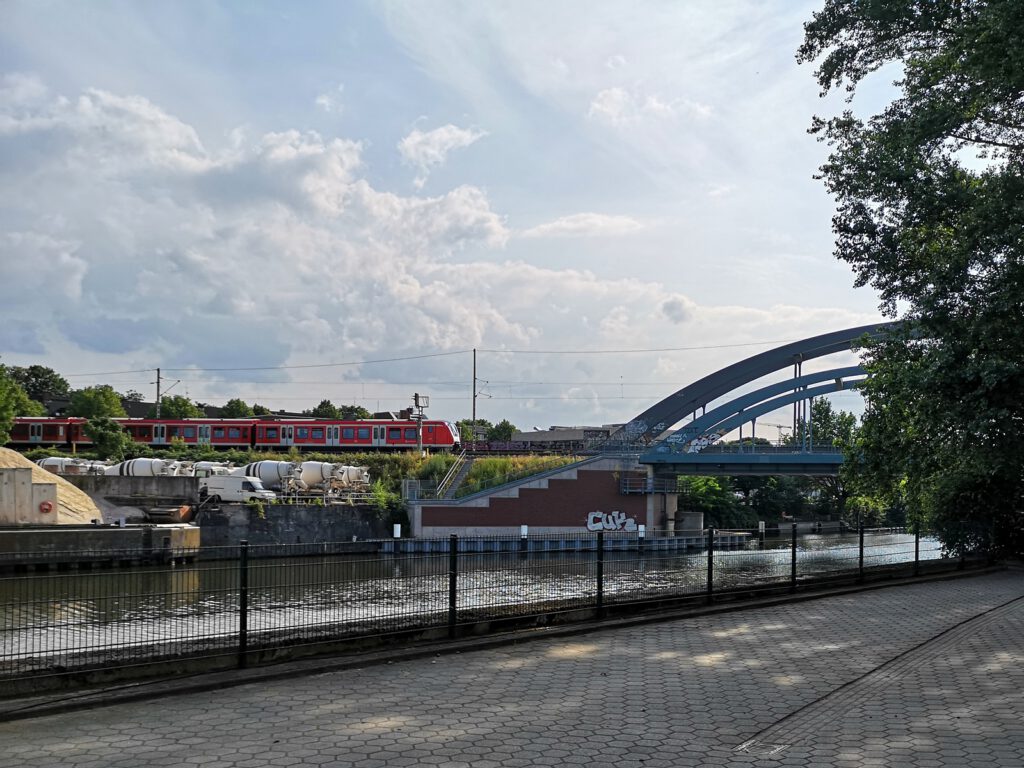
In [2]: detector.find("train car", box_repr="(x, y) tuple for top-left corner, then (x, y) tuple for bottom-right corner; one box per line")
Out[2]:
(251, 418), (460, 451)
(117, 418), (256, 448)
(8, 416), (460, 452)
(6, 417), (86, 447)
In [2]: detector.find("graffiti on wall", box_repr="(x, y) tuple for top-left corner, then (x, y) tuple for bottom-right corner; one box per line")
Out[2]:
(586, 510), (638, 532)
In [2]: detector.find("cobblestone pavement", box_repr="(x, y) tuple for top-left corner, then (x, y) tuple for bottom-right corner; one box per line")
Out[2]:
(2, 572), (1023, 767)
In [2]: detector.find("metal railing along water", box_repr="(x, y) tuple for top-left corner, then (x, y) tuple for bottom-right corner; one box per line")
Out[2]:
(0, 526), (985, 690)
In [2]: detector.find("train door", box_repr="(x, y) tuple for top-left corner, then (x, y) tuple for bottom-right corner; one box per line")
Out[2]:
(153, 424), (166, 446)
(28, 423), (43, 444)
(327, 426), (340, 448)
(281, 425), (294, 446)
(198, 425), (211, 445)
(372, 425), (387, 447)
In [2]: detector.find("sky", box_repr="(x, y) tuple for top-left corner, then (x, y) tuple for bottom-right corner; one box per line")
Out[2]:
(0, 1), (892, 439)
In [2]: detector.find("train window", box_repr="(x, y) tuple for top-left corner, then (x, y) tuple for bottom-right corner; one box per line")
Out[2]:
(265, 428), (278, 439)
(343, 428), (355, 439)
(388, 427), (402, 440)
(311, 428), (324, 439)
(296, 427), (309, 439)
(228, 428), (241, 438)
(357, 427), (369, 440)
(183, 427), (196, 438)
(427, 425), (434, 432)
(213, 427), (225, 438)
(404, 428), (416, 440)
(169, 427), (180, 438)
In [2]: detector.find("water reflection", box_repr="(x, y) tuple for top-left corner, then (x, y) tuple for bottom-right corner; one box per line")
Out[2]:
(0, 534), (945, 665)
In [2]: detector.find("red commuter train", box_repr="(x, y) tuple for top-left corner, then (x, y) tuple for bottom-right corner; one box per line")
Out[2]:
(7, 416), (461, 452)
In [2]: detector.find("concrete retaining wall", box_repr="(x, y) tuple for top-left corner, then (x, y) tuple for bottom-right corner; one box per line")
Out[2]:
(198, 503), (391, 548)
(64, 475), (200, 501)
(0, 468), (58, 525)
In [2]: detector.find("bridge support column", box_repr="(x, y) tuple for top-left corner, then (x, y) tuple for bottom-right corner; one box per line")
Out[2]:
(676, 510), (704, 536)
(648, 491), (678, 534)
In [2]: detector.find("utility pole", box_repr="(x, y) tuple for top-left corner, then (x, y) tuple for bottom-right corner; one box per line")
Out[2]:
(155, 368), (161, 418)
(413, 392), (429, 453)
(471, 348), (477, 425)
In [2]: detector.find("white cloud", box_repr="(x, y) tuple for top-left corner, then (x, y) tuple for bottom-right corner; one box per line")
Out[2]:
(587, 86), (712, 126)
(397, 123), (487, 188)
(0, 71), (881, 428)
(520, 213), (643, 239)
(315, 83), (344, 113)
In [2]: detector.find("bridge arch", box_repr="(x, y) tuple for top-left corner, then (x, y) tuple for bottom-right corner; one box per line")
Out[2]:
(620, 322), (897, 445)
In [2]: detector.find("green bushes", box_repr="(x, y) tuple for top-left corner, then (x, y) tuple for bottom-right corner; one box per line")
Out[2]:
(457, 455), (578, 497)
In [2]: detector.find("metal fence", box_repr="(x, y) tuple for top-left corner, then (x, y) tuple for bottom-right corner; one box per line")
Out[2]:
(0, 526), (986, 690)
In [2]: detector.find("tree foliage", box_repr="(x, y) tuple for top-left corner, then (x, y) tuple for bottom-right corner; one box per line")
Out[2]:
(150, 395), (204, 419)
(457, 418), (492, 443)
(69, 385), (127, 419)
(338, 403), (372, 420)
(487, 419), (518, 442)
(800, 0), (1024, 555)
(8, 365), (70, 403)
(0, 366), (25, 443)
(305, 399), (341, 419)
(83, 417), (132, 461)
(221, 398), (255, 418)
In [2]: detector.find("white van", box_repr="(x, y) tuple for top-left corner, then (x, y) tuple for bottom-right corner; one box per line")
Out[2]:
(200, 475), (276, 504)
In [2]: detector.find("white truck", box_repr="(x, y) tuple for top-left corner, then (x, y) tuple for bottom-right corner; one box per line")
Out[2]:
(199, 475), (276, 504)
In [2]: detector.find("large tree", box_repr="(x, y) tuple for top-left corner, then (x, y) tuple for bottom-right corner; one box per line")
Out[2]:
(8, 365), (70, 403)
(305, 399), (341, 419)
(0, 365), (44, 442)
(800, 0), (1024, 555)
(221, 398), (255, 418)
(338, 404), (372, 420)
(150, 395), (204, 419)
(69, 385), (127, 418)
(84, 417), (132, 461)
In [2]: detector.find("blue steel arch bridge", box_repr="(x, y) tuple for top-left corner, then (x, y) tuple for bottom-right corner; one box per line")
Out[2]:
(599, 323), (897, 477)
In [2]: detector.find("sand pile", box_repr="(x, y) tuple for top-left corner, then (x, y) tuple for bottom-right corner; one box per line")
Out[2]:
(0, 448), (102, 524)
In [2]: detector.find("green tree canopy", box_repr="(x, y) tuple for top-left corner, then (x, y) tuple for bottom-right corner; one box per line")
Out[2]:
(8, 365), (70, 403)
(338, 404), (372, 420)
(486, 419), (518, 442)
(122, 389), (145, 403)
(69, 385), (127, 419)
(221, 398), (255, 418)
(0, 365), (42, 443)
(457, 418), (492, 443)
(305, 399), (341, 419)
(252, 403), (272, 416)
(150, 395), (204, 419)
(83, 417), (132, 461)
(800, 0), (1024, 556)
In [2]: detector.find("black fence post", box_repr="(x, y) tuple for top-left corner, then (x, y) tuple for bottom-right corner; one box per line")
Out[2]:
(790, 523), (797, 593)
(858, 523), (865, 583)
(596, 531), (605, 620)
(238, 539), (249, 669)
(707, 528), (715, 604)
(914, 522), (920, 577)
(448, 534), (458, 639)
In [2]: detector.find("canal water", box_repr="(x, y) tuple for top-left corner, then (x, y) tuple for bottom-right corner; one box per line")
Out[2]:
(1, 533), (946, 664)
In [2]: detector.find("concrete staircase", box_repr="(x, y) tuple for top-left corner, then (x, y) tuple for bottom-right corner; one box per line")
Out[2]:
(442, 458), (475, 500)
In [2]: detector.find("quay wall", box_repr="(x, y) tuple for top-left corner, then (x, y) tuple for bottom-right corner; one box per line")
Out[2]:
(198, 503), (391, 548)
